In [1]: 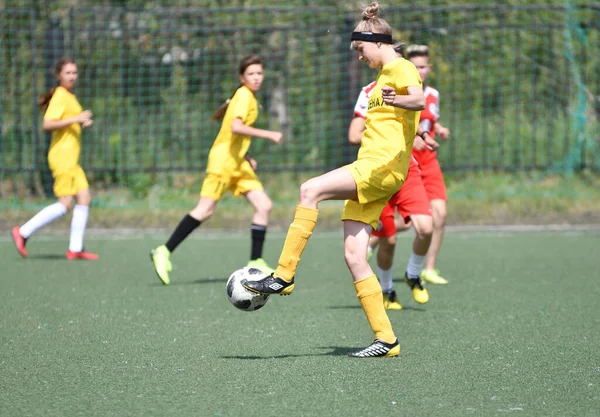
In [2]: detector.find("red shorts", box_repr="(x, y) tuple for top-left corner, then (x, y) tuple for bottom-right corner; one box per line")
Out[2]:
(418, 157), (447, 201)
(372, 159), (431, 238)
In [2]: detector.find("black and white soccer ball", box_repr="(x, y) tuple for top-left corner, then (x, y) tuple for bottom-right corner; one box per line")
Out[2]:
(226, 267), (270, 311)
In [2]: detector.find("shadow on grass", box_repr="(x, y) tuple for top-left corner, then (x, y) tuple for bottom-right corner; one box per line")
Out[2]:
(27, 254), (68, 260)
(328, 305), (427, 312)
(221, 346), (360, 359)
(149, 277), (228, 286)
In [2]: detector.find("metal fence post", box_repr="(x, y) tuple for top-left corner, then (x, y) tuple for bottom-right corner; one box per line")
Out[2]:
(341, 13), (359, 166)
(41, 16), (65, 197)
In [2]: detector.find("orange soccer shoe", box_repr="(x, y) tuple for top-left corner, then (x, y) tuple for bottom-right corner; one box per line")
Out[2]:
(66, 250), (99, 261)
(11, 226), (27, 258)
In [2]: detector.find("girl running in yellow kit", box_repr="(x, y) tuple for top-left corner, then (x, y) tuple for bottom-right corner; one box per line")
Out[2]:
(150, 55), (282, 285)
(12, 57), (98, 260)
(243, 3), (425, 358)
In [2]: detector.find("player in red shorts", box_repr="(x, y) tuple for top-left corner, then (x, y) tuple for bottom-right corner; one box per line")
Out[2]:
(406, 45), (451, 285)
(349, 72), (438, 309)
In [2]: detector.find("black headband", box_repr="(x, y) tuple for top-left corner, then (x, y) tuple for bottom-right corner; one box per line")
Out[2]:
(351, 31), (393, 44)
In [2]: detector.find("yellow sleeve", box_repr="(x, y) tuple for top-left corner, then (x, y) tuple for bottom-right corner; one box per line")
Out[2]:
(397, 61), (422, 92)
(380, 60), (422, 94)
(44, 90), (65, 121)
(227, 87), (252, 124)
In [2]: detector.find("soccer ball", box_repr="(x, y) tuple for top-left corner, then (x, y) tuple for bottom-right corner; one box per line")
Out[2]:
(226, 267), (270, 311)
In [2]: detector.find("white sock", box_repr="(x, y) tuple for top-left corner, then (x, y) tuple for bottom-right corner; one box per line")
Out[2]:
(20, 202), (68, 238)
(69, 205), (89, 252)
(406, 252), (425, 279)
(376, 265), (394, 292)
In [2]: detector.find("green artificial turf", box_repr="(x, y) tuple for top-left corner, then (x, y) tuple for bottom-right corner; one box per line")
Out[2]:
(1, 229), (599, 417)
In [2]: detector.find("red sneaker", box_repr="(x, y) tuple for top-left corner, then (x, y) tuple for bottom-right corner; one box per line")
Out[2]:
(66, 250), (99, 261)
(11, 226), (27, 258)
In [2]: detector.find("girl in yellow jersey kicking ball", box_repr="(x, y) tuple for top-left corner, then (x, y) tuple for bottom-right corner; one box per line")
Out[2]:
(151, 55), (282, 285)
(12, 57), (98, 260)
(243, 2), (425, 358)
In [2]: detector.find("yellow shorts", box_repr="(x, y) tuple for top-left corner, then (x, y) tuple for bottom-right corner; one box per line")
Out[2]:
(52, 165), (89, 197)
(341, 158), (406, 229)
(200, 160), (263, 200)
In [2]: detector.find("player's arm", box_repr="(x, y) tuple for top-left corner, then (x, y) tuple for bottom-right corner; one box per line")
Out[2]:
(434, 121), (450, 140)
(348, 117), (365, 145)
(43, 110), (93, 132)
(414, 126), (439, 151)
(382, 85), (425, 111)
(413, 127), (440, 151)
(432, 94), (450, 139)
(231, 118), (282, 144)
(349, 84), (370, 144)
(244, 153), (258, 171)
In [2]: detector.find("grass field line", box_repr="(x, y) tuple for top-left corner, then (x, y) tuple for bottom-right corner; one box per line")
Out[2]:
(0, 223), (598, 242)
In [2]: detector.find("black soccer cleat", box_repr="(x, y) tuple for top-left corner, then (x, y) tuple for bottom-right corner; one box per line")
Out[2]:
(348, 338), (400, 358)
(242, 273), (295, 296)
(382, 289), (403, 310)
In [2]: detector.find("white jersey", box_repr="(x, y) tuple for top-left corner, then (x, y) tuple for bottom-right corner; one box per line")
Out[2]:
(353, 81), (377, 119)
(418, 85), (440, 135)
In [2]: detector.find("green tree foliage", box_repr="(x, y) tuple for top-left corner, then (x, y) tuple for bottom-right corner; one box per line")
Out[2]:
(1, 0), (598, 187)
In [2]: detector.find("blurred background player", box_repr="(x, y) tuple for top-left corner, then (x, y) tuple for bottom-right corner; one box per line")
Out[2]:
(348, 46), (437, 309)
(405, 44), (451, 285)
(150, 54), (282, 285)
(11, 57), (97, 260)
(243, 2), (425, 358)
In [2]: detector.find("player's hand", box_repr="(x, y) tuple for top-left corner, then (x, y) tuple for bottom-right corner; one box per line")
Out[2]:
(81, 120), (94, 129)
(436, 126), (450, 140)
(394, 217), (412, 232)
(77, 110), (93, 124)
(269, 131), (283, 144)
(413, 136), (427, 151)
(423, 133), (439, 150)
(247, 156), (257, 171)
(381, 86), (396, 105)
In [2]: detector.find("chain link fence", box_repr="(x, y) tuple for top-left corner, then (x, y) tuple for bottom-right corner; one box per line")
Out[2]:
(1, 3), (598, 198)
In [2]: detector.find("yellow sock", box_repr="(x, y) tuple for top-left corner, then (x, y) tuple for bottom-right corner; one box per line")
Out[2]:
(274, 205), (318, 282)
(354, 275), (396, 343)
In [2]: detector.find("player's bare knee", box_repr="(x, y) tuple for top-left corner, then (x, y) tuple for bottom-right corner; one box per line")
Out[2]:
(73, 188), (91, 206)
(298, 180), (320, 206)
(432, 204), (447, 226)
(386, 235), (397, 246)
(260, 197), (273, 215)
(58, 196), (74, 211)
(433, 211), (446, 228)
(61, 201), (73, 211)
(76, 195), (91, 207)
(203, 206), (215, 219)
(419, 228), (433, 241)
(416, 224), (433, 240)
(343, 243), (365, 271)
(254, 205), (271, 221)
(413, 217), (433, 239)
(344, 253), (366, 273)
(191, 203), (214, 220)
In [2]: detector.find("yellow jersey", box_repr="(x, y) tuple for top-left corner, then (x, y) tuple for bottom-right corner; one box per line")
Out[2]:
(206, 85), (258, 175)
(45, 86), (83, 170)
(359, 57), (422, 168)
